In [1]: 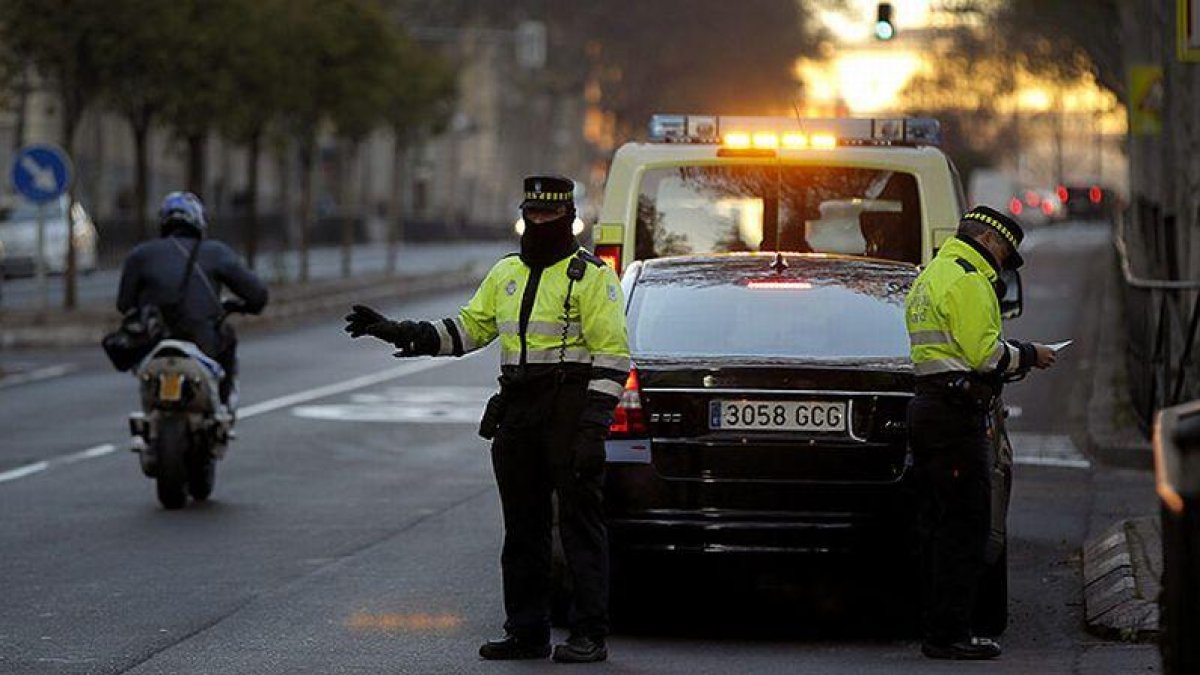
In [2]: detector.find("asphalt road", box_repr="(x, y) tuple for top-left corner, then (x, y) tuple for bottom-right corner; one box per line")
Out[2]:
(0, 223), (1159, 674)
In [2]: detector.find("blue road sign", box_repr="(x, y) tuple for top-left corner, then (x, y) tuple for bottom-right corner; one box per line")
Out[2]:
(11, 144), (72, 204)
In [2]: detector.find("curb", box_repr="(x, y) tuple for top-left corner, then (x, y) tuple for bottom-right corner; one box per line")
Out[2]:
(1082, 517), (1162, 641)
(0, 264), (487, 351)
(1084, 245), (1153, 470)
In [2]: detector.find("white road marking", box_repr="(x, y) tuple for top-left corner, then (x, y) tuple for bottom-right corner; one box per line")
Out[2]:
(0, 355), (469, 485)
(292, 386), (492, 424)
(1008, 432), (1091, 470)
(58, 444), (117, 464)
(0, 364), (79, 390)
(0, 461), (49, 483)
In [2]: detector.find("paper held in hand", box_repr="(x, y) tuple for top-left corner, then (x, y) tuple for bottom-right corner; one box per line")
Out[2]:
(1045, 340), (1073, 354)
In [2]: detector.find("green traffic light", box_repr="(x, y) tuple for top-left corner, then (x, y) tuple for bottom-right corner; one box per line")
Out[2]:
(874, 20), (895, 40)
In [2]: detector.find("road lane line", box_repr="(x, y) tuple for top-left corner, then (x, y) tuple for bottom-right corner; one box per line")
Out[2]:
(59, 443), (118, 464)
(1014, 456), (1092, 470)
(0, 461), (49, 483)
(0, 364), (79, 390)
(239, 356), (465, 419)
(0, 354), (472, 484)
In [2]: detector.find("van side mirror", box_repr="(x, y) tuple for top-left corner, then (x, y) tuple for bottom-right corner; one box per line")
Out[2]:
(1000, 268), (1023, 319)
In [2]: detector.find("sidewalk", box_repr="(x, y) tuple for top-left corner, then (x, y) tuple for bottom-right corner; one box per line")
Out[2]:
(0, 241), (510, 352)
(1080, 244), (1161, 643)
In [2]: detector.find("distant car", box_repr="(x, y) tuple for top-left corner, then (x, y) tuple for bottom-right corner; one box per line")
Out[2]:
(1057, 184), (1118, 221)
(0, 196), (98, 277)
(602, 253), (1013, 633)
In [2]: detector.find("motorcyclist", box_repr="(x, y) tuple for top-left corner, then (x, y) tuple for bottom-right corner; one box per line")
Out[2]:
(116, 192), (268, 408)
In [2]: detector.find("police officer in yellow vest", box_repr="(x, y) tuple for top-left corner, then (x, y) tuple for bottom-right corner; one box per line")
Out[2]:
(344, 176), (628, 663)
(905, 205), (1055, 660)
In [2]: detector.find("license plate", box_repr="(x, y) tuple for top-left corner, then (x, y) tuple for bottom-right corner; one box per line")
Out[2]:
(709, 400), (847, 432)
(158, 373), (184, 402)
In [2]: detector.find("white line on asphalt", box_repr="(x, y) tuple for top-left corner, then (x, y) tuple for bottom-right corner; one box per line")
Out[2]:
(0, 354), (471, 485)
(0, 364), (79, 390)
(239, 358), (456, 419)
(0, 461), (49, 483)
(58, 444), (118, 464)
(1014, 456), (1092, 469)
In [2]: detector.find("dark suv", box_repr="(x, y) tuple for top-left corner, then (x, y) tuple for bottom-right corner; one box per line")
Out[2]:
(601, 253), (1012, 632)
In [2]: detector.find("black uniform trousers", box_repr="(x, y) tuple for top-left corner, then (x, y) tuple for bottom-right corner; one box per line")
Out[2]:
(908, 392), (992, 644)
(489, 372), (609, 643)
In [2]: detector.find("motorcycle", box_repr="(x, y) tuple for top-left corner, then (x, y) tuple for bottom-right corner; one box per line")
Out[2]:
(127, 338), (233, 509)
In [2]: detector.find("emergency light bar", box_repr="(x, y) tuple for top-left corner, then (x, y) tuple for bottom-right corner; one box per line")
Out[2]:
(647, 114), (943, 147)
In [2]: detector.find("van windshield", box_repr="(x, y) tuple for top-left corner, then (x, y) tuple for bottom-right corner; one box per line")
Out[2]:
(635, 165), (922, 264)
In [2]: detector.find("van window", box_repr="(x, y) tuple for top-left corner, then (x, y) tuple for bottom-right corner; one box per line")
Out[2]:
(636, 165), (923, 264)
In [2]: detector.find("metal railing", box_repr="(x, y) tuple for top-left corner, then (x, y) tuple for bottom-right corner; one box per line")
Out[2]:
(1153, 400), (1200, 674)
(1114, 200), (1200, 431)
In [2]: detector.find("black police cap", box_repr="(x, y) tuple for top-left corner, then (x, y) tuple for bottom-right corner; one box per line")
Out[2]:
(961, 205), (1025, 269)
(521, 175), (574, 209)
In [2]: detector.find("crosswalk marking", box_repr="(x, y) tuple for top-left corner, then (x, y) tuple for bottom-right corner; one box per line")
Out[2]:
(1008, 432), (1091, 469)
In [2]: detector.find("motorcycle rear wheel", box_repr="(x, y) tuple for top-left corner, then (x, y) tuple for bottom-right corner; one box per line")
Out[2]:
(155, 416), (189, 510)
(186, 445), (215, 501)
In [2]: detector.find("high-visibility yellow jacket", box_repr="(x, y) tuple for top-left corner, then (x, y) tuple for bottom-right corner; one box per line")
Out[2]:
(435, 248), (631, 401)
(905, 236), (1027, 378)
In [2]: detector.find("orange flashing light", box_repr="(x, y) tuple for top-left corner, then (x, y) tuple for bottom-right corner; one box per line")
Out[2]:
(811, 133), (837, 149)
(723, 132), (751, 149)
(752, 132), (779, 149)
(782, 133), (808, 148)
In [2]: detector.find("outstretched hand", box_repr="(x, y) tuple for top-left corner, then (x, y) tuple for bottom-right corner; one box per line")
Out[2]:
(344, 304), (391, 339)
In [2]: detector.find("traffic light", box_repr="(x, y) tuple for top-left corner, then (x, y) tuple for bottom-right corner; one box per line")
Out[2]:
(875, 3), (896, 41)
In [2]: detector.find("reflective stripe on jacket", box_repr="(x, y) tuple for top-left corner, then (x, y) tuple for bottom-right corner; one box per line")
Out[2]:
(905, 237), (1020, 378)
(436, 248), (631, 400)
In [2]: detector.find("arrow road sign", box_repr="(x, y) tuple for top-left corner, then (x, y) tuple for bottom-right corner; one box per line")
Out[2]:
(11, 144), (72, 204)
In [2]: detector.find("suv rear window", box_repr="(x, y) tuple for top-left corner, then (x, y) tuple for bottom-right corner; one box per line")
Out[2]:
(636, 165), (922, 264)
(627, 267), (911, 360)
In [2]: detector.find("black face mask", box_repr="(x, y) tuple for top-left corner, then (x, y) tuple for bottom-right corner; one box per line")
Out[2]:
(519, 211), (578, 268)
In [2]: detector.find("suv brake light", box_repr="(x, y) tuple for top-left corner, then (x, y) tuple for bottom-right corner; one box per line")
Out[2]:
(595, 244), (622, 276)
(609, 368), (646, 438)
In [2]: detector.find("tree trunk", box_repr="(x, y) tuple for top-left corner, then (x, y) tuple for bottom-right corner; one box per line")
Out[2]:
(131, 113), (151, 242)
(186, 132), (207, 198)
(386, 132), (408, 276)
(298, 137), (315, 283)
(340, 139), (359, 279)
(61, 90), (80, 311)
(12, 72), (29, 154)
(245, 130), (261, 268)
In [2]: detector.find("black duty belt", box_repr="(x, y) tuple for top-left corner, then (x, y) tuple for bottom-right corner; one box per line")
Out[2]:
(915, 373), (996, 405)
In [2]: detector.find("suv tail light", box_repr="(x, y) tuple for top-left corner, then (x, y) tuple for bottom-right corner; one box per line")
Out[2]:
(609, 368), (646, 438)
(594, 244), (622, 275)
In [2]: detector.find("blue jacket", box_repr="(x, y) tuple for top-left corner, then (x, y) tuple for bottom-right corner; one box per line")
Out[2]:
(117, 234), (268, 354)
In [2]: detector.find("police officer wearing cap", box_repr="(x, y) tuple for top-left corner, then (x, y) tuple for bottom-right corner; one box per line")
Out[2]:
(904, 205), (1056, 660)
(344, 175), (628, 663)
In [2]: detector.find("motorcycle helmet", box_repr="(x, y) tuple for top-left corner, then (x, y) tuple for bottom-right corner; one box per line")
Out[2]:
(158, 191), (207, 237)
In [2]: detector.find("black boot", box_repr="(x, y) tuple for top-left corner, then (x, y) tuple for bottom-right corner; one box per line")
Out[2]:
(552, 635), (608, 663)
(478, 634), (550, 660)
(921, 636), (1001, 660)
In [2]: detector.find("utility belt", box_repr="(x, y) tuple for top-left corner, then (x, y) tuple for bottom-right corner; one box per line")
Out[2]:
(915, 372), (998, 408)
(479, 363), (592, 439)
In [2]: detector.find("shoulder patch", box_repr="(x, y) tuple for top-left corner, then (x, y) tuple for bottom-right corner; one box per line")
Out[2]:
(954, 258), (977, 274)
(575, 249), (605, 267)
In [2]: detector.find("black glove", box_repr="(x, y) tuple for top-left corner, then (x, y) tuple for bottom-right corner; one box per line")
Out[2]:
(570, 422), (608, 476)
(344, 305), (439, 357)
